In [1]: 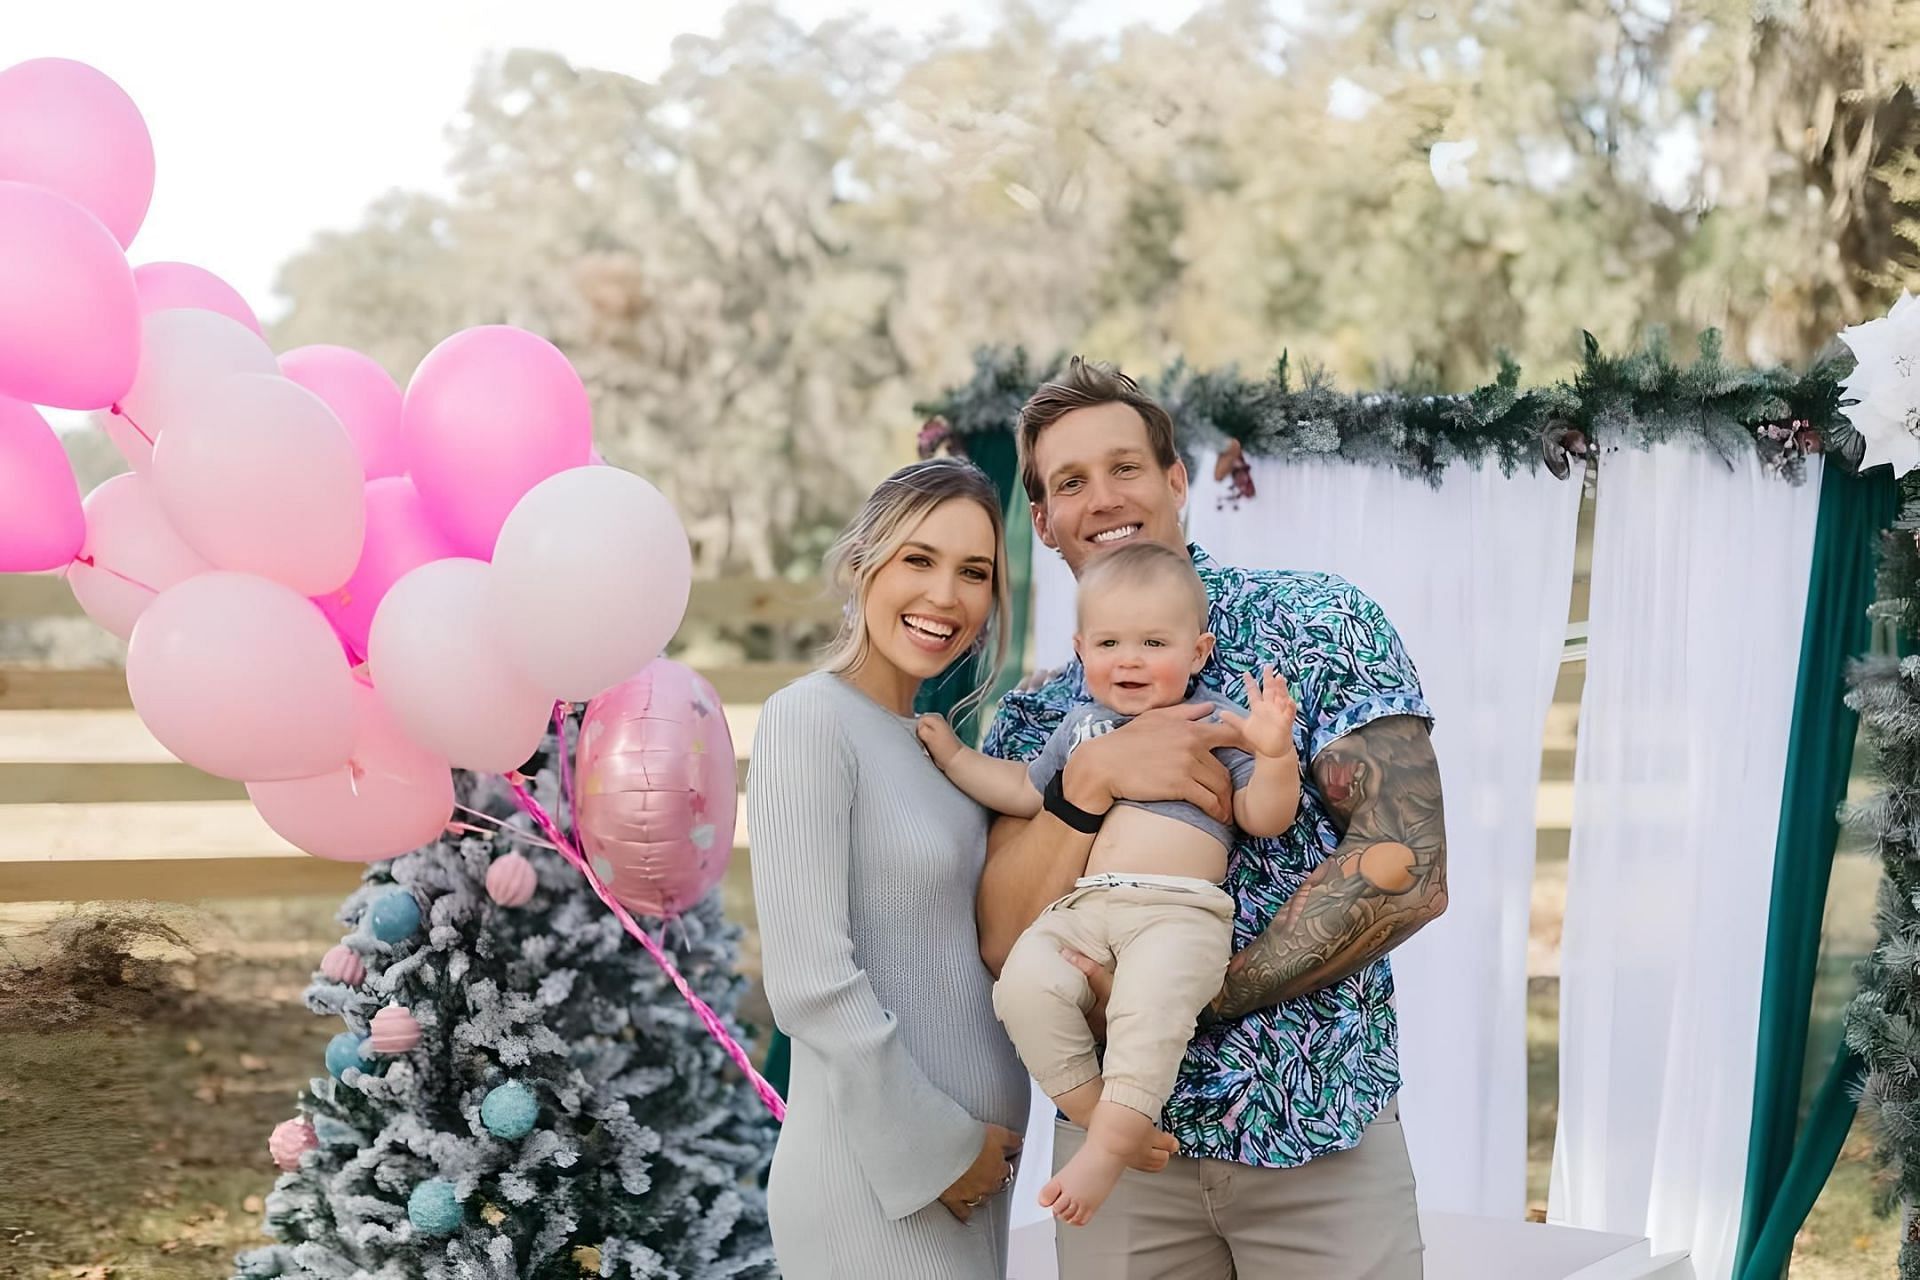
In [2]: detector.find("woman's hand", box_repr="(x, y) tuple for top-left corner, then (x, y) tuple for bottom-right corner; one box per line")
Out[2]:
(916, 713), (964, 768)
(938, 1122), (1023, 1223)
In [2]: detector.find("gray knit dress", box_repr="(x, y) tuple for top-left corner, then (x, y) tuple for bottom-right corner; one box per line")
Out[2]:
(748, 672), (1031, 1279)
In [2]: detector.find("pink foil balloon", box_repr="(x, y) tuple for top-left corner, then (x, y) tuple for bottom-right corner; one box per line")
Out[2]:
(247, 680), (455, 862)
(133, 262), (262, 335)
(269, 1117), (318, 1172)
(402, 326), (593, 559)
(0, 59), (154, 249)
(575, 659), (735, 917)
(280, 345), (407, 480)
(320, 944), (366, 986)
(368, 1005), (422, 1054)
(486, 852), (537, 907)
(126, 571), (356, 782)
(67, 472), (212, 641)
(110, 308), (278, 472)
(152, 372), (367, 596)
(0, 396), (83, 571)
(0, 180), (139, 410)
(314, 477), (453, 662)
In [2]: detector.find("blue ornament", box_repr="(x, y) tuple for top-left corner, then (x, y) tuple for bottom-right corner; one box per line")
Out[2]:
(368, 890), (421, 944)
(407, 1178), (462, 1236)
(324, 1032), (372, 1080)
(480, 1081), (538, 1140)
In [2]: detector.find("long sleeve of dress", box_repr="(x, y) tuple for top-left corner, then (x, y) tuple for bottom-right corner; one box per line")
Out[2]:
(748, 682), (984, 1220)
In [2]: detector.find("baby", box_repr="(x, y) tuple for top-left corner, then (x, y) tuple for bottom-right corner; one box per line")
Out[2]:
(918, 540), (1299, 1227)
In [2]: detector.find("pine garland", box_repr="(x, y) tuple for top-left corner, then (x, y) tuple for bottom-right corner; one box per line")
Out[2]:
(918, 331), (1860, 484)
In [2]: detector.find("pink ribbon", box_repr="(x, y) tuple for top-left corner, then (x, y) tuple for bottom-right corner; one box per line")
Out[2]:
(505, 746), (786, 1123)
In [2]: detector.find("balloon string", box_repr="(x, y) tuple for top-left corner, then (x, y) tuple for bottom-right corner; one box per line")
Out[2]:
(448, 802), (567, 855)
(108, 403), (154, 446)
(68, 554), (158, 595)
(505, 773), (786, 1123)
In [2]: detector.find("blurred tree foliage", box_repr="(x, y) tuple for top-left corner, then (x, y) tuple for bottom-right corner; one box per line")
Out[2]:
(271, 0), (1920, 579)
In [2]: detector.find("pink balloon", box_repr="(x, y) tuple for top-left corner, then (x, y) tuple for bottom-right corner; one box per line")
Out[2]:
(68, 472), (212, 639)
(133, 262), (262, 335)
(314, 477), (455, 662)
(576, 659), (735, 917)
(403, 326), (593, 559)
(152, 373), (366, 596)
(0, 180), (139, 410)
(127, 572), (356, 782)
(280, 345), (406, 480)
(368, 558), (553, 772)
(110, 308), (279, 472)
(0, 397), (83, 571)
(247, 680), (455, 862)
(0, 59), (153, 248)
(489, 466), (691, 700)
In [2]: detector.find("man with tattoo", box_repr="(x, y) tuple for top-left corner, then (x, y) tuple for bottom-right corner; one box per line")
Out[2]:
(978, 357), (1445, 1277)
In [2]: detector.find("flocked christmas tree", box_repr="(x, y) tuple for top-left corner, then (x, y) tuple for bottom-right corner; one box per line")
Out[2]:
(233, 719), (777, 1279)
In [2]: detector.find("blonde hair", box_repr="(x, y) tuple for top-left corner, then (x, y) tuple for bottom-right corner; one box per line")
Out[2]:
(1076, 540), (1208, 632)
(821, 458), (1012, 720)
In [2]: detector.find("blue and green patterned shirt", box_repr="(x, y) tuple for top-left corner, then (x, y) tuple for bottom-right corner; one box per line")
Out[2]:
(982, 543), (1432, 1168)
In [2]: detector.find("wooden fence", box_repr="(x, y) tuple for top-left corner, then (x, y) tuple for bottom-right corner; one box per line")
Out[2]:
(0, 573), (839, 903)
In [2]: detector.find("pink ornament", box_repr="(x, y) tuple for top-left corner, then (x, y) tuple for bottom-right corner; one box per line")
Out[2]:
(320, 944), (365, 986)
(269, 1116), (318, 1171)
(368, 1004), (421, 1054)
(486, 852), (536, 907)
(575, 659), (735, 917)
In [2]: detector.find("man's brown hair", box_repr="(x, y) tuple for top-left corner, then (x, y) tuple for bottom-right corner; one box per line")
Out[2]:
(1016, 356), (1180, 506)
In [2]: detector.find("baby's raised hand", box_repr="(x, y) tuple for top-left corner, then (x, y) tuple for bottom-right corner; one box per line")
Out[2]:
(916, 712), (963, 767)
(1223, 666), (1298, 760)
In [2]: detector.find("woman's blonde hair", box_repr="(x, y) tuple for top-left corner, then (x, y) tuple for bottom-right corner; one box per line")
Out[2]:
(821, 457), (1012, 721)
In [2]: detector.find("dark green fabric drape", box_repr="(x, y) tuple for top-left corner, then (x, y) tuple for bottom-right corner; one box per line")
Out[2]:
(762, 435), (1033, 1111)
(1733, 464), (1896, 1280)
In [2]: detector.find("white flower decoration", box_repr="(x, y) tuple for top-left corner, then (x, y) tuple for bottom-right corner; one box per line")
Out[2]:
(1839, 290), (1920, 475)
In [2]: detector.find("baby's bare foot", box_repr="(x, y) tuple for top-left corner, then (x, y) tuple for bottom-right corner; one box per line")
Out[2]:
(1041, 1141), (1129, 1226)
(1125, 1128), (1179, 1173)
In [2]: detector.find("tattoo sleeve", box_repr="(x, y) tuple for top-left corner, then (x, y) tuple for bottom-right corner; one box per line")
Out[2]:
(1211, 714), (1449, 1019)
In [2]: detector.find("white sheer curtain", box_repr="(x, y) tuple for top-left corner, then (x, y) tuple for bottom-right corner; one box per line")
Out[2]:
(1549, 446), (1823, 1280)
(1012, 456), (1581, 1234)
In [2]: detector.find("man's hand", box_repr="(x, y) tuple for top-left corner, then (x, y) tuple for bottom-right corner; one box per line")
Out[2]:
(1060, 948), (1113, 1041)
(1214, 714), (1448, 1018)
(1069, 703), (1241, 822)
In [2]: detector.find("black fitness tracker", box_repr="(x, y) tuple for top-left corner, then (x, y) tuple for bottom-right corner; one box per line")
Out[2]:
(1043, 771), (1107, 834)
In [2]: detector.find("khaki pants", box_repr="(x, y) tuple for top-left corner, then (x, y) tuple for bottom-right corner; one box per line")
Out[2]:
(1053, 1102), (1424, 1279)
(992, 875), (1234, 1118)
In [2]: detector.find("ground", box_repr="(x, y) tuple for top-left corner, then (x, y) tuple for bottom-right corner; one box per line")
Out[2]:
(0, 853), (1896, 1277)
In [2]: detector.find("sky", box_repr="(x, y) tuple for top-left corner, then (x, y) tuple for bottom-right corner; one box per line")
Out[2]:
(7, 1), (1206, 326)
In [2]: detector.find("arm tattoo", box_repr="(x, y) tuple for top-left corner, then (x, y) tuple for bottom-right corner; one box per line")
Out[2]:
(1212, 714), (1448, 1019)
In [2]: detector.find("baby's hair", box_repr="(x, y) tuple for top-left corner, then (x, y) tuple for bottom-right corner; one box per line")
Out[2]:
(1076, 541), (1209, 631)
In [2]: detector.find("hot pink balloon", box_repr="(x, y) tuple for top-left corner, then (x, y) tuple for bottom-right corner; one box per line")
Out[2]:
(314, 477), (455, 662)
(0, 180), (139, 409)
(281, 345), (406, 480)
(575, 659), (735, 917)
(403, 326), (593, 559)
(0, 59), (154, 248)
(367, 558), (553, 773)
(127, 571), (356, 782)
(133, 262), (262, 335)
(248, 680), (455, 862)
(110, 308), (278, 472)
(152, 372), (366, 596)
(67, 472), (211, 640)
(0, 397), (83, 571)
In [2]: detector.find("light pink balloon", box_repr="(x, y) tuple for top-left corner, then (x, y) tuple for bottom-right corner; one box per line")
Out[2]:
(0, 397), (83, 571)
(576, 660), (735, 917)
(110, 308), (279, 472)
(0, 59), (154, 248)
(281, 345), (406, 480)
(248, 680), (455, 862)
(314, 477), (454, 662)
(403, 326), (593, 559)
(133, 262), (262, 335)
(488, 467), (692, 700)
(152, 372), (366, 596)
(0, 180), (139, 410)
(127, 572), (356, 782)
(368, 558), (553, 773)
(67, 472), (212, 639)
